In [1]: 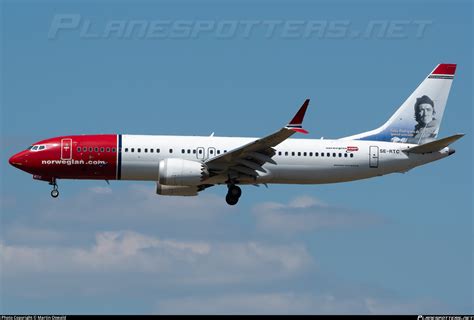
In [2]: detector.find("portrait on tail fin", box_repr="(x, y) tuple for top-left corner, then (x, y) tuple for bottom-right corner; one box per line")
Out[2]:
(406, 95), (438, 144)
(392, 95), (439, 144)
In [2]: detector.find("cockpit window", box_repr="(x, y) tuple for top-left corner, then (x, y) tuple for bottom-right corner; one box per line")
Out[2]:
(30, 145), (46, 151)
(27, 146), (33, 150)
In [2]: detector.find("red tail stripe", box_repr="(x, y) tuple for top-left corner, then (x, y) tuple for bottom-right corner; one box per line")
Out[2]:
(432, 64), (457, 75)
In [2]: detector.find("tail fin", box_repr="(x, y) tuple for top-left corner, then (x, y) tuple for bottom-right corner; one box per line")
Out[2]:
(342, 63), (457, 144)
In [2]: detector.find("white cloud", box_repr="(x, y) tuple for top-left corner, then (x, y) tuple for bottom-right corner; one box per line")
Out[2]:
(155, 292), (443, 315)
(253, 195), (385, 235)
(0, 190), (445, 314)
(40, 183), (233, 225)
(0, 230), (313, 285)
(0, 184), (239, 244)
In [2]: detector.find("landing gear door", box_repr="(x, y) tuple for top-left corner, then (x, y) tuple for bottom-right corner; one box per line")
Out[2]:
(61, 138), (72, 160)
(369, 146), (379, 168)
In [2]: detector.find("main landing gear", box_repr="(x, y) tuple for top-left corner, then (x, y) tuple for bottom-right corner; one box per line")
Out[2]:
(225, 185), (242, 205)
(49, 179), (59, 198)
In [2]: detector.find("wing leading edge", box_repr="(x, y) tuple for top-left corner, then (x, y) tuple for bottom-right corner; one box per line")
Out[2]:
(205, 99), (310, 180)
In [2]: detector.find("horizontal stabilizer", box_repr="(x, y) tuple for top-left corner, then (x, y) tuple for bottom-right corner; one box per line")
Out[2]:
(404, 134), (464, 154)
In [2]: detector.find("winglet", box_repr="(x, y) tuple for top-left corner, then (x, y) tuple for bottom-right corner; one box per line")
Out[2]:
(286, 99), (310, 134)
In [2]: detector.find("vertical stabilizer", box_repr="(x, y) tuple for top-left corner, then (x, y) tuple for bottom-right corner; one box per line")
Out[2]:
(341, 64), (456, 144)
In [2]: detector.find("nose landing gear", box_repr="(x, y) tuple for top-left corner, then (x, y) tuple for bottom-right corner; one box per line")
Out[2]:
(225, 185), (241, 205)
(49, 179), (59, 198)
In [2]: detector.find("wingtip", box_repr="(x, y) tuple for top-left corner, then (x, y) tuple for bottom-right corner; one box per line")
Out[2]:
(288, 99), (310, 126)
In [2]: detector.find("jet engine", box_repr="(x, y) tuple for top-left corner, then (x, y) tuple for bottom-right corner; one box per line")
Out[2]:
(158, 158), (209, 186)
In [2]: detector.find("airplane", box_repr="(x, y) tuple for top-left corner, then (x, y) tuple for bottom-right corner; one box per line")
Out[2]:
(8, 63), (464, 205)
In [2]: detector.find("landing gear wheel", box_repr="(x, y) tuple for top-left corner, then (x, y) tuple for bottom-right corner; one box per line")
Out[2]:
(228, 185), (242, 198)
(49, 178), (59, 198)
(225, 194), (239, 205)
(225, 185), (241, 205)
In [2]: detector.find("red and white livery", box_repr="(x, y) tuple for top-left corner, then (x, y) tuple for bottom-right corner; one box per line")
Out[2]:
(9, 64), (463, 205)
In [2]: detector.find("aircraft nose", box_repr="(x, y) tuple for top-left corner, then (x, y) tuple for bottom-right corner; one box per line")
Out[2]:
(9, 152), (24, 168)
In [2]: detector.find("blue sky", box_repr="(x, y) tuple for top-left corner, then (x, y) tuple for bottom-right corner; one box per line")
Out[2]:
(1, 0), (472, 314)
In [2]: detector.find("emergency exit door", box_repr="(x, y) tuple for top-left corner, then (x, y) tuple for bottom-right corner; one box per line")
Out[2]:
(369, 146), (379, 168)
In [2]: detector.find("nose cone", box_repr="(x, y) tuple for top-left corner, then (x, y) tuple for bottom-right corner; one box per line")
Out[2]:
(9, 152), (25, 169)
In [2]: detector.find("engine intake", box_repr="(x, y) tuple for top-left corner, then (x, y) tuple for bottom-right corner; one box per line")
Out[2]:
(158, 158), (209, 186)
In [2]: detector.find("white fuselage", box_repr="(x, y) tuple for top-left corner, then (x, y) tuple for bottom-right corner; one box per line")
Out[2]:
(120, 135), (450, 185)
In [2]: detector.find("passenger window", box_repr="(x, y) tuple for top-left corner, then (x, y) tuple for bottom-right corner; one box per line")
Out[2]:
(278, 151), (282, 156)
(332, 153), (335, 157)
(210, 149), (214, 155)
(217, 150), (220, 155)
(339, 153), (342, 157)
(193, 149), (196, 154)
(77, 147), (81, 152)
(309, 152), (313, 156)
(100, 148), (104, 152)
(181, 149), (185, 154)
(292, 152), (295, 156)
(303, 152), (307, 156)
(199, 149), (203, 154)
(145, 148), (148, 153)
(106, 148), (110, 152)
(344, 153), (348, 157)
(350, 153), (354, 158)
(125, 148), (129, 152)
(138, 148), (141, 153)
(321, 153), (324, 157)
(150, 149), (154, 153)
(327, 153), (330, 157)
(169, 149), (173, 153)
(131, 148), (135, 152)
(224, 150), (227, 153)
(94, 147), (98, 152)
(112, 148), (116, 152)
(187, 149), (191, 154)
(298, 152), (301, 156)
(83, 147), (87, 152)
(157, 149), (160, 153)
(285, 151), (288, 156)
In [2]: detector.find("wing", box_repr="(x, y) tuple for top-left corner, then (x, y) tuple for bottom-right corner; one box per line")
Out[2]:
(205, 99), (310, 180)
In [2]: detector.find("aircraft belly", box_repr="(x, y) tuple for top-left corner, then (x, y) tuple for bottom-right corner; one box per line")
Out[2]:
(268, 164), (377, 184)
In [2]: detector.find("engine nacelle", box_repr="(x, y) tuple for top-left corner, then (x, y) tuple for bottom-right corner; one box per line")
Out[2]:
(156, 183), (198, 196)
(158, 158), (209, 186)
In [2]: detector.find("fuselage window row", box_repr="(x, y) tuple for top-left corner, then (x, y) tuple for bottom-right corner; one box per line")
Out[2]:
(277, 151), (354, 158)
(75, 146), (355, 159)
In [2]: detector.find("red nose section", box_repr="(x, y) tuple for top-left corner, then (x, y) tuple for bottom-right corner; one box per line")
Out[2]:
(8, 154), (21, 168)
(8, 151), (26, 170)
(9, 153), (23, 168)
